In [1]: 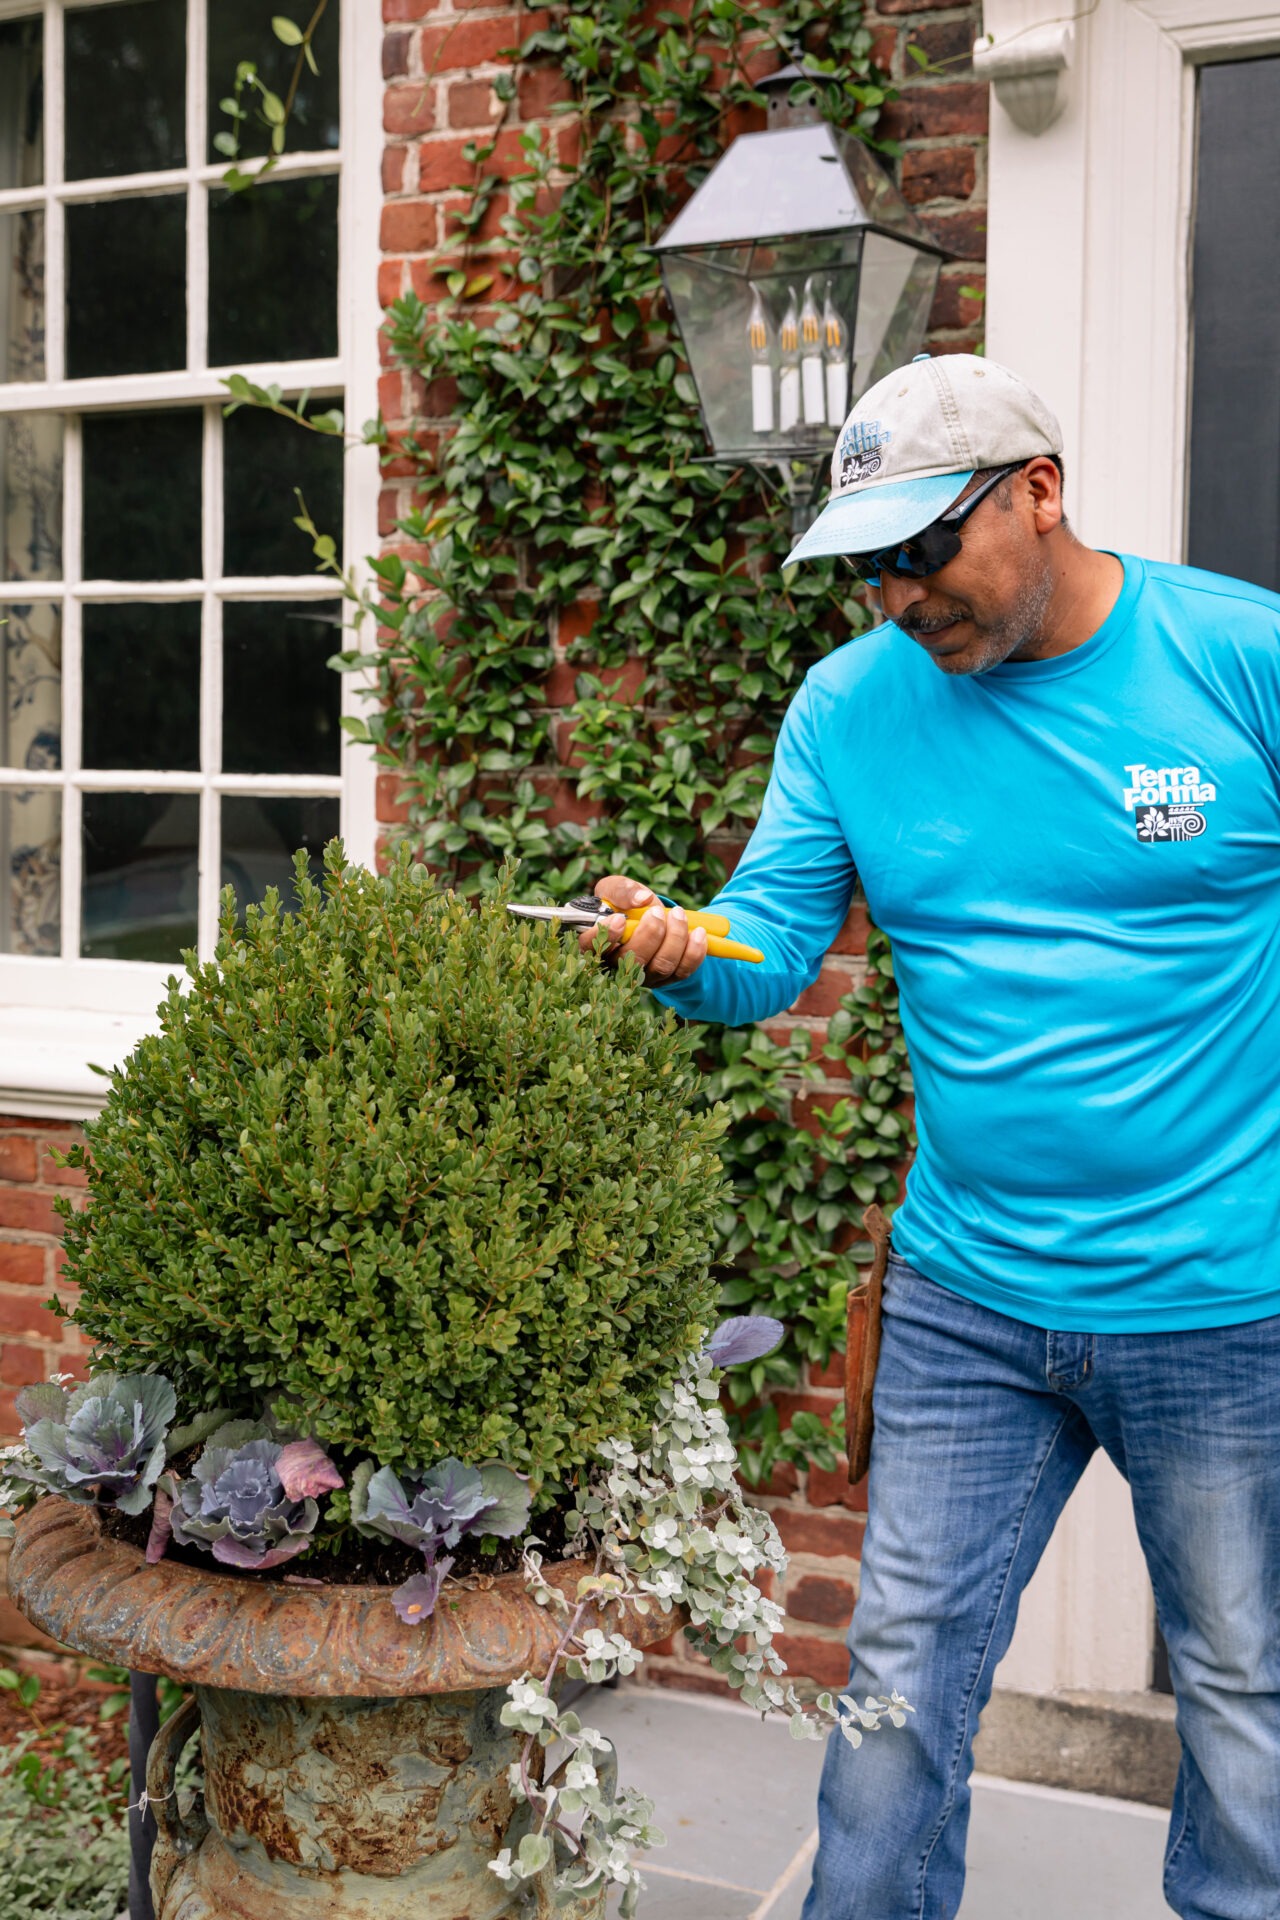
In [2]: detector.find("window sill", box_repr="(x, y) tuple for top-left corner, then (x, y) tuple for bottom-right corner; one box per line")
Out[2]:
(0, 1005), (158, 1120)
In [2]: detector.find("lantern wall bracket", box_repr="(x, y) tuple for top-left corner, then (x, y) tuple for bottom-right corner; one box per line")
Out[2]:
(972, 25), (1073, 137)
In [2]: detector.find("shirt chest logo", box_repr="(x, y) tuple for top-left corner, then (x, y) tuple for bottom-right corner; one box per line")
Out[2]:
(1122, 762), (1216, 843)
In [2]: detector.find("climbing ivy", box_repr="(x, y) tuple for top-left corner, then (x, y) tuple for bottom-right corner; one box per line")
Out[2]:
(298, 0), (917, 1481)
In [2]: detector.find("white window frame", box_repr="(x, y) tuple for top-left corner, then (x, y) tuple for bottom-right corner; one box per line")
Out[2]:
(0, 0), (382, 1114)
(978, 0), (1280, 1700)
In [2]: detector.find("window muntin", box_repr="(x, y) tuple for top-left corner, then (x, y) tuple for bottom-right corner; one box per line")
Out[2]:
(0, 0), (350, 985)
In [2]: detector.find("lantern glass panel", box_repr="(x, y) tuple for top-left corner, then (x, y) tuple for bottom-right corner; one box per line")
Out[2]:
(851, 235), (940, 400)
(662, 242), (865, 460)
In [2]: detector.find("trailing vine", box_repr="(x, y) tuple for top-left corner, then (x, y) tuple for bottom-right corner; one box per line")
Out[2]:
(286, 0), (918, 1480)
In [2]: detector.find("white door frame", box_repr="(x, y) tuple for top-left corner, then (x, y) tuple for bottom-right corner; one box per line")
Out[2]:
(980, 0), (1280, 1693)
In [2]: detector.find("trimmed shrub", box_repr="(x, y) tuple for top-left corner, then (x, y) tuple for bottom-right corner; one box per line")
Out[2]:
(60, 846), (728, 1502)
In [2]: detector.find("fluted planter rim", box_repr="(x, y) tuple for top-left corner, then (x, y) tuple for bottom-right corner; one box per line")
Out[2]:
(8, 1495), (666, 1697)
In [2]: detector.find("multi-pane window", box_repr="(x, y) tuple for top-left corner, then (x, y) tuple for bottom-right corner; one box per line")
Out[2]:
(0, 0), (365, 990)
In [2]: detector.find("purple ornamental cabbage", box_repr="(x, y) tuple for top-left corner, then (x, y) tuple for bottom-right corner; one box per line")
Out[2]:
(705, 1316), (785, 1369)
(14, 1373), (176, 1516)
(353, 1458), (532, 1625)
(165, 1436), (340, 1570)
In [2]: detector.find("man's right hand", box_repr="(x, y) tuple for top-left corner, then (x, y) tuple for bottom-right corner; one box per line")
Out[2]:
(579, 876), (708, 985)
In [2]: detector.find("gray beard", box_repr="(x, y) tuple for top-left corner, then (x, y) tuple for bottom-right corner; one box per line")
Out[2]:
(933, 560), (1058, 676)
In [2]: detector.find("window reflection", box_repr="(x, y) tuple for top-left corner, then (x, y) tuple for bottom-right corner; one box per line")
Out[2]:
(208, 175), (339, 366)
(66, 195), (186, 378)
(65, 0), (186, 180)
(222, 599), (342, 774)
(82, 410), (201, 581)
(207, 0), (339, 161)
(82, 603), (200, 771)
(221, 794), (338, 914)
(81, 790), (199, 961)
(0, 413), (61, 580)
(0, 785), (59, 954)
(0, 209), (45, 381)
(0, 17), (42, 190)
(1, 599), (60, 771)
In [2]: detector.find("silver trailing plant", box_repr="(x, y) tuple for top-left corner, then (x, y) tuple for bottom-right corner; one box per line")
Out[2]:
(491, 1330), (911, 1915)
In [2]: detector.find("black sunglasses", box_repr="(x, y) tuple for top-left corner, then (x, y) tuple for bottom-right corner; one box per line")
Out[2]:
(848, 462), (1026, 584)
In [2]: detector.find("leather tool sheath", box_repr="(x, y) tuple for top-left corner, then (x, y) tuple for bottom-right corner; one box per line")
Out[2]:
(844, 1204), (891, 1485)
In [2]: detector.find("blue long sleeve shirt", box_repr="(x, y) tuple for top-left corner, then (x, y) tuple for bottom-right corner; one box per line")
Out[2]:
(655, 555), (1280, 1331)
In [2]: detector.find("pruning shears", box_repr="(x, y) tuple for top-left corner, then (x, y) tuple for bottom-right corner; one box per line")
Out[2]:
(507, 894), (764, 964)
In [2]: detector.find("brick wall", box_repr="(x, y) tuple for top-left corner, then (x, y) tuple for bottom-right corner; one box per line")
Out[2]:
(377, 0), (988, 1695)
(0, 1119), (89, 1432)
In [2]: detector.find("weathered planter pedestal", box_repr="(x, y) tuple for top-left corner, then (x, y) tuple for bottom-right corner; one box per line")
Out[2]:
(10, 1498), (668, 1920)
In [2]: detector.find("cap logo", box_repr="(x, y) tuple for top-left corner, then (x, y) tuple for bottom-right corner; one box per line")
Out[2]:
(838, 417), (892, 490)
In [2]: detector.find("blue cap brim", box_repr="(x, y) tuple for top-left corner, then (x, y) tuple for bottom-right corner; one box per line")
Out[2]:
(783, 471), (974, 567)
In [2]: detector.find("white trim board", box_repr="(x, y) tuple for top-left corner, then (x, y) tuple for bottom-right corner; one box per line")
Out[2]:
(979, 0), (1280, 1696)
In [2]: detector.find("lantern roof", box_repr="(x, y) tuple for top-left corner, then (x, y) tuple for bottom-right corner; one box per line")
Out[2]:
(653, 120), (942, 257)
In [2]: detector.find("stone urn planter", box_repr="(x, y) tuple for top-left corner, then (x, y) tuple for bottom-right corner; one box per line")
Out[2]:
(10, 1497), (672, 1920)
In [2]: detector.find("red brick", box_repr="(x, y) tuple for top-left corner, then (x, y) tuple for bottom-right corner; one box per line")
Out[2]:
(777, 1631), (852, 1690)
(807, 1464), (869, 1512)
(869, 25), (898, 70)
(385, 82), (435, 137)
(40, 1151), (86, 1189)
(382, 28), (410, 76)
(771, 1390), (840, 1428)
(751, 1460), (798, 1499)
(919, 208), (987, 262)
(535, 778), (601, 830)
(418, 128), (525, 194)
(901, 145), (976, 205)
(419, 15), (539, 74)
(791, 966), (855, 1018)
(908, 19), (976, 68)
(384, 0), (438, 19)
(0, 1243), (45, 1288)
(786, 1573), (856, 1629)
(382, 146), (407, 195)
(553, 718), (585, 770)
(380, 200), (436, 252)
(929, 273), (985, 332)
(0, 1292), (63, 1339)
(0, 1342), (47, 1386)
(447, 77), (501, 128)
(879, 83), (989, 141)
(517, 65), (574, 121)
(0, 1388), (20, 1432)
(929, 331), (984, 358)
(378, 258), (407, 307)
(376, 771), (412, 825)
(557, 600), (598, 650)
(0, 1137), (36, 1183)
(0, 1191), (63, 1237)
(829, 898), (869, 956)
(772, 1506), (866, 1559)
(808, 1353), (845, 1391)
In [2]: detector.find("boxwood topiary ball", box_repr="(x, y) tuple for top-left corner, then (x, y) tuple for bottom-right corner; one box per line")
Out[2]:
(59, 844), (729, 1504)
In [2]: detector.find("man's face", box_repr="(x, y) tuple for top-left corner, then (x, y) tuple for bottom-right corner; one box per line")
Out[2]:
(875, 461), (1061, 676)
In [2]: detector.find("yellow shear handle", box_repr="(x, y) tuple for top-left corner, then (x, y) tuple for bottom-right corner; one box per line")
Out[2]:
(601, 899), (764, 965)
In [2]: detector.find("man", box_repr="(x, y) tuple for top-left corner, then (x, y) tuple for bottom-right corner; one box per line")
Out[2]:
(585, 353), (1280, 1920)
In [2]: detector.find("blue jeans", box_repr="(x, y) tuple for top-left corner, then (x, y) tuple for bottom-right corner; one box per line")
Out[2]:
(802, 1254), (1280, 1920)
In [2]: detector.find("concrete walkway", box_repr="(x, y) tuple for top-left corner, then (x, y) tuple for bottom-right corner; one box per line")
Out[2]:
(593, 1686), (1176, 1920)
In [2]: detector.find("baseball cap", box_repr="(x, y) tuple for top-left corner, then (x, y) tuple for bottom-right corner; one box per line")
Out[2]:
(784, 353), (1064, 567)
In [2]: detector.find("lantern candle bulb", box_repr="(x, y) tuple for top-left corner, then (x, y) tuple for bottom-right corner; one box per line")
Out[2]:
(800, 277), (825, 426)
(779, 287), (801, 434)
(823, 280), (849, 427)
(747, 285), (774, 435)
